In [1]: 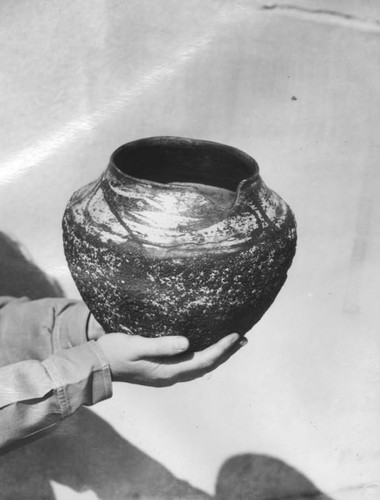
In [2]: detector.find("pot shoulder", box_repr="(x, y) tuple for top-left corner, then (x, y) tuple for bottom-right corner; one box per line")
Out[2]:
(63, 172), (296, 257)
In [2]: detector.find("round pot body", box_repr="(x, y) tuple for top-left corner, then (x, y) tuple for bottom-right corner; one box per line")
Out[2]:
(63, 137), (297, 350)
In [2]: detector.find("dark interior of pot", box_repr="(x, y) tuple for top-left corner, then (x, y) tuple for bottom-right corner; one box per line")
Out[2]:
(112, 137), (258, 192)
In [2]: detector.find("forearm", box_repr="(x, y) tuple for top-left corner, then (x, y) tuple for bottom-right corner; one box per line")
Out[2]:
(0, 341), (112, 454)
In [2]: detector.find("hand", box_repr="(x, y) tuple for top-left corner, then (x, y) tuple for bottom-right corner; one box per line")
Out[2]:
(96, 333), (247, 387)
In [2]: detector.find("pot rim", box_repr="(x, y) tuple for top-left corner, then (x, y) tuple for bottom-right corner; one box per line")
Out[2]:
(108, 136), (260, 210)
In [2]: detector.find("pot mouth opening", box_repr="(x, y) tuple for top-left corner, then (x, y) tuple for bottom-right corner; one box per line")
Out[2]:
(110, 136), (259, 193)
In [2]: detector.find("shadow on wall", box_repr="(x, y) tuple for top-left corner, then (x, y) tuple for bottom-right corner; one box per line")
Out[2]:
(0, 232), (63, 299)
(215, 455), (331, 500)
(0, 408), (332, 500)
(0, 233), (331, 500)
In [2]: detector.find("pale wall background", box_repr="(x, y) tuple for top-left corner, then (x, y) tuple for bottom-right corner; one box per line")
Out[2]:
(0, 1), (379, 499)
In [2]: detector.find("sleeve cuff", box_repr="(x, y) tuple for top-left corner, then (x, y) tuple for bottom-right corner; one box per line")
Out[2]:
(42, 341), (112, 419)
(87, 340), (113, 402)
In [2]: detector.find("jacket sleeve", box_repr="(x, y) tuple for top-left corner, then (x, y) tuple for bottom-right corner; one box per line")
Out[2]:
(0, 296), (94, 364)
(0, 297), (112, 453)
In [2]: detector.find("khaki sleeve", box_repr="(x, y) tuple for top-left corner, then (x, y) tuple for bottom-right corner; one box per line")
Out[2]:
(0, 341), (112, 454)
(0, 297), (94, 364)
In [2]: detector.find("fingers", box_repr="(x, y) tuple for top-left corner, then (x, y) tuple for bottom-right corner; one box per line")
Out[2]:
(162, 333), (247, 383)
(129, 335), (190, 358)
(192, 333), (241, 370)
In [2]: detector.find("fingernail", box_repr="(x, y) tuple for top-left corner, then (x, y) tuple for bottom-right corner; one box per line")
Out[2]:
(239, 338), (248, 347)
(176, 338), (189, 351)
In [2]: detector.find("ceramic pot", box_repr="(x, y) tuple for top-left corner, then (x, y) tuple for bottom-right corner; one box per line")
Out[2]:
(63, 137), (296, 350)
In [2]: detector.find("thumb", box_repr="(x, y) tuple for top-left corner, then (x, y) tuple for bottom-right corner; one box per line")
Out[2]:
(132, 335), (190, 358)
(87, 314), (106, 341)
